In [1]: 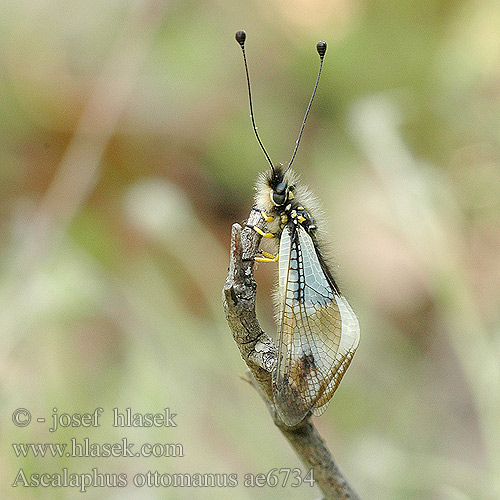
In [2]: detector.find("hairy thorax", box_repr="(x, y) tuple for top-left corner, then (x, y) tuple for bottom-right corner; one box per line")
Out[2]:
(254, 166), (319, 240)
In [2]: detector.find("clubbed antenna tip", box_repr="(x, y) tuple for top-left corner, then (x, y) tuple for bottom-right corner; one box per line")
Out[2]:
(316, 41), (327, 58)
(235, 30), (246, 47)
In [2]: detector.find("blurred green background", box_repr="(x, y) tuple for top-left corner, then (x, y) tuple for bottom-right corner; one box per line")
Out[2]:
(1, 0), (500, 499)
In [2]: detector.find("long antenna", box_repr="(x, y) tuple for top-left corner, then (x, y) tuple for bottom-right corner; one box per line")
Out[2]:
(285, 40), (327, 174)
(235, 30), (275, 174)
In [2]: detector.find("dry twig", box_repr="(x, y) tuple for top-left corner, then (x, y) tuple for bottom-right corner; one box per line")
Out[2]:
(222, 209), (361, 500)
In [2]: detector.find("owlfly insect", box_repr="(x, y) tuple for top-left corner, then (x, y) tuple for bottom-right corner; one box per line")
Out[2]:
(235, 30), (360, 426)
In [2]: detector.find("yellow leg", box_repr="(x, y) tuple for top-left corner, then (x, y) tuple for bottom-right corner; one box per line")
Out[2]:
(255, 251), (279, 263)
(261, 211), (275, 223)
(253, 226), (276, 239)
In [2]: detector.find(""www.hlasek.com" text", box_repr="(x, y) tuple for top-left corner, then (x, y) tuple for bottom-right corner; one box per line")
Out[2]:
(12, 438), (183, 458)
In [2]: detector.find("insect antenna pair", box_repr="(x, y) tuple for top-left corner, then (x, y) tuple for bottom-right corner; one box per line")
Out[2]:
(235, 29), (326, 178)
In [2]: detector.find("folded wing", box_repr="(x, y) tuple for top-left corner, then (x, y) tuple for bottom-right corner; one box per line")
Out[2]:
(273, 224), (360, 426)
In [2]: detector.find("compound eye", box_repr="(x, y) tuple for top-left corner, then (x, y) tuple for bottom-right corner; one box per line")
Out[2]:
(275, 182), (287, 194)
(271, 182), (288, 206)
(272, 191), (286, 205)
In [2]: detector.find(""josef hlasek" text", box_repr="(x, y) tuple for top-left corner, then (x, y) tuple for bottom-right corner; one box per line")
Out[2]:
(49, 408), (177, 432)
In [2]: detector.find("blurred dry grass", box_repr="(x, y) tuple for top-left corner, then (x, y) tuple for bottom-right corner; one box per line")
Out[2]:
(1, 0), (500, 499)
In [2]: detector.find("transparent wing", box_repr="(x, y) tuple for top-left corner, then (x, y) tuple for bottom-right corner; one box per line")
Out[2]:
(273, 224), (360, 426)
